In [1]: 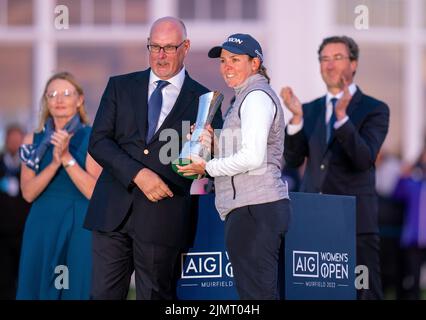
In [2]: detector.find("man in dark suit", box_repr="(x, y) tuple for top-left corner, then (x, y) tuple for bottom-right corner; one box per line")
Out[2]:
(84, 16), (222, 300)
(281, 36), (389, 300)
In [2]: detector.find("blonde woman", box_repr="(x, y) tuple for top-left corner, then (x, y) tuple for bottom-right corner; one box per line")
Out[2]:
(17, 72), (102, 299)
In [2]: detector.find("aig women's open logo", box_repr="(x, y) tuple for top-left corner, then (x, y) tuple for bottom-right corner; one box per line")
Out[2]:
(291, 250), (369, 291)
(293, 250), (350, 280)
(181, 251), (233, 279)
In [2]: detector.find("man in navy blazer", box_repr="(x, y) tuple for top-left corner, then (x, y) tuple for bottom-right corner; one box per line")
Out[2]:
(84, 17), (222, 300)
(281, 36), (389, 300)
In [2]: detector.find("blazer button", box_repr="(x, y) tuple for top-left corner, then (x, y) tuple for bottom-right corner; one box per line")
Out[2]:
(143, 149), (149, 155)
(320, 164), (325, 170)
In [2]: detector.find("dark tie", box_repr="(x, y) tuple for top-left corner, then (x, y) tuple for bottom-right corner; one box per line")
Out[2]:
(146, 80), (170, 143)
(327, 97), (338, 143)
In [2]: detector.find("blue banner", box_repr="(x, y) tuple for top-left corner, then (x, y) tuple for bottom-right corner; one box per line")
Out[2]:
(177, 194), (238, 299)
(177, 192), (356, 300)
(285, 192), (356, 300)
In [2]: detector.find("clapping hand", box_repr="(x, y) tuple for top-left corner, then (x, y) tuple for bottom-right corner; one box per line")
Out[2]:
(334, 77), (352, 120)
(51, 130), (72, 166)
(280, 87), (303, 124)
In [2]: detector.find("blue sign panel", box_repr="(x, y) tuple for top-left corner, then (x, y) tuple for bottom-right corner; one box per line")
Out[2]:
(177, 194), (238, 300)
(177, 192), (356, 300)
(285, 192), (356, 300)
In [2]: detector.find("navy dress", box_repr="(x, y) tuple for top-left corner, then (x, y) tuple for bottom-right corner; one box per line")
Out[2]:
(16, 126), (92, 300)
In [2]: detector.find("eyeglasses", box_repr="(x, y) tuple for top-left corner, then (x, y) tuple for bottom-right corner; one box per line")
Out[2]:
(45, 89), (77, 100)
(147, 40), (186, 54)
(319, 54), (351, 63)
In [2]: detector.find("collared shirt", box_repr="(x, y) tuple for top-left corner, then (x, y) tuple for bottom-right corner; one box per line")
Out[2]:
(149, 67), (186, 131)
(287, 83), (357, 136)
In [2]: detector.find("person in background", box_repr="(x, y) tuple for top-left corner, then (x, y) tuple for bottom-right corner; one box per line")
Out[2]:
(393, 145), (426, 299)
(16, 71), (102, 299)
(177, 33), (291, 300)
(0, 124), (30, 299)
(281, 35), (389, 300)
(375, 150), (404, 298)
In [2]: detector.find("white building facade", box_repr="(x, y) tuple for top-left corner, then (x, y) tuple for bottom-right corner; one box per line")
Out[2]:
(0, 0), (425, 161)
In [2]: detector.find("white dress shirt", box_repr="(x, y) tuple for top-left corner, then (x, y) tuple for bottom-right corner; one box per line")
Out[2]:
(149, 67), (186, 131)
(206, 90), (276, 177)
(287, 83), (357, 136)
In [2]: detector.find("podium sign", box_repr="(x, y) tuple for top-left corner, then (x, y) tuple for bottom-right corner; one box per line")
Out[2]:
(285, 192), (356, 300)
(177, 192), (356, 300)
(177, 194), (238, 300)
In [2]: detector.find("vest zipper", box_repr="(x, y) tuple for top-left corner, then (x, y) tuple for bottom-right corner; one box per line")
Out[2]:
(231, 176), (236, 199)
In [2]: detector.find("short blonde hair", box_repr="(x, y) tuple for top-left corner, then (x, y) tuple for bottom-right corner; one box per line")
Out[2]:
(37, 71), (89, 132)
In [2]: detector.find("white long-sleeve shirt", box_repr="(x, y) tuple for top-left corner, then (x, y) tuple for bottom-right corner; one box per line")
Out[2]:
(206, 90), (276, 177)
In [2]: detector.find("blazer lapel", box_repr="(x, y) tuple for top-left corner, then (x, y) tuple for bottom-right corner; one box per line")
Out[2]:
(345, 87), (362, 118)
(132, 70), (150, 144)
(149, 73), (197, 143)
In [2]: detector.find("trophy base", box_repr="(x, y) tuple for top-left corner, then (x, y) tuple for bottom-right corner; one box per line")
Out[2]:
(171, 158), (199, 180)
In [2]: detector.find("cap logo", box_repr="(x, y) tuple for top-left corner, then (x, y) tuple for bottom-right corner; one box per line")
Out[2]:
(255, 49), (263, 60)
(228, 37), (243, 45)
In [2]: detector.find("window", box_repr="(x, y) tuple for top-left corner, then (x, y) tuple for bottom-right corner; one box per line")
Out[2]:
(0, 45), (33, 135)
(178, 0), (259, 21)
(54, 0), (148, 26)
(210, 0), (226, 20)
(56, 0), (82, 25)
(336, 0), (404, 28)
(179, 0), (196, 20)
(124, 0), (148, 25)
(242, 0), (258, 20)
(94, 0), (112, 25)
(7, 0), (33, 26)
(57, 44), (149, 120)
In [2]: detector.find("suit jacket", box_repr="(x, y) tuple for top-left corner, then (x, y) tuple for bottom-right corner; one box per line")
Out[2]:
(284, 87), (389, 234)
(84, 69), (223, 248)
(0, 154), (30, 235)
